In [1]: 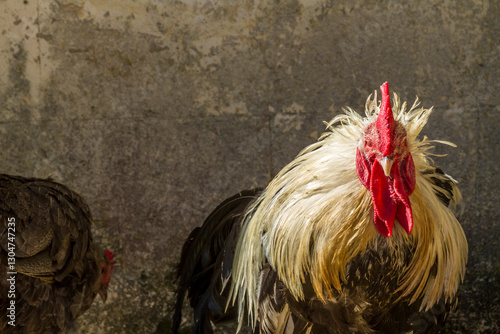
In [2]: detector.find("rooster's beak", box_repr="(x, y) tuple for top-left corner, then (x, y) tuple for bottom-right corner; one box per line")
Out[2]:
(378, 156), (394, 177)
(98, 289), (108, 302)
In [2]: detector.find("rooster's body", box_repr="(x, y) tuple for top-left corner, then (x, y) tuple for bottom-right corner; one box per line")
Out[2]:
(0, 174), (115, 334)
(173, 83), (467, 334)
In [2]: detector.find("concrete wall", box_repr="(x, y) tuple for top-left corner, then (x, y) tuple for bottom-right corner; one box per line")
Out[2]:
(0, 0), (498, 333)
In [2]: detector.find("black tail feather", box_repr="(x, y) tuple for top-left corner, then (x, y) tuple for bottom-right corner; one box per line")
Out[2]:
(173, 227), (201, 333)
(172, 189), (262, 334)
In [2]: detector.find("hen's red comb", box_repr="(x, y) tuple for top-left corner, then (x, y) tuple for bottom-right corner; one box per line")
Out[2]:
(105, 249), (116, 268)
(376, 82), (396, 156)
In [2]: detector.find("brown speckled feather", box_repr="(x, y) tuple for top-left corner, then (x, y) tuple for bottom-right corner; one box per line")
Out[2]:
(280, 237), (456, 334)
(0, 174), (111, 334)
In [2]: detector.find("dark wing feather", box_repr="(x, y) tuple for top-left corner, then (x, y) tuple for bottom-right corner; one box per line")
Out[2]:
(0, 174), (105, 334)
(173, 188), (262, 334)
(422, 167), (460, 207)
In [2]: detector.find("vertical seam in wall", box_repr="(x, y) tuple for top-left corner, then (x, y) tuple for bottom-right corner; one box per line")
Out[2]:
(36, 0), (41, 105)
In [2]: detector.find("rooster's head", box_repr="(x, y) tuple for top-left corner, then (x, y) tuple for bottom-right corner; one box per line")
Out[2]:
(98, 249), (116, 302)
(356, 82), (416, 237)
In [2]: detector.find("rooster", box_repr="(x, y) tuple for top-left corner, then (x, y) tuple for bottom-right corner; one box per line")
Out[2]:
(173, 82), (468, 334)
(0, 174), (115, 334)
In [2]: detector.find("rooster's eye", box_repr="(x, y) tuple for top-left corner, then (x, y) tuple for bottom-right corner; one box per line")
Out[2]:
(100, 262), (107, 274)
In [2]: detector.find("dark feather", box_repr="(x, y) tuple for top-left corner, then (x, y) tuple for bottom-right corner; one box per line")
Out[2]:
(422, 167), (459, 207)
(0, 174), (110, 334)
(173, 188), (262, 334)
(279, 237), (456, 334)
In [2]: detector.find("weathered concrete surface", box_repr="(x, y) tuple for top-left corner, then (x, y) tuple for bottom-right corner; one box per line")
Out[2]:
(0, 0), (498, 333)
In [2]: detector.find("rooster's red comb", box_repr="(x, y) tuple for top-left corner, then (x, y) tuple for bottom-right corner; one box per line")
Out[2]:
(376, 82), (396, 156)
